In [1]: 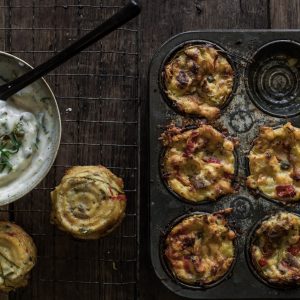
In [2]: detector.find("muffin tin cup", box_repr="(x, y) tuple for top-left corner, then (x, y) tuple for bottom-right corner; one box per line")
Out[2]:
(245, 211), (300, 290)
(245, 40), (300, 118)
(159, 138), (240, 206)
(159, 40), (239, 118)
(149, 30), (300, 299)
(159, 211), (238, 290)
(245, 123), (300, 205)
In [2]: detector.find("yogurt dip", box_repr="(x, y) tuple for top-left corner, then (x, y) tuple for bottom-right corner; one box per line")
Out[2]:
(0, 100), (38, 185)
(0, 52), (61, 205)
(0, 98), (52, 187)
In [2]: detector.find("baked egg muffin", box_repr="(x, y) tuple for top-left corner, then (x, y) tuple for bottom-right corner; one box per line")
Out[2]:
(250, 212), (300, 286)
(164, 209), (236, 286)
(161, 124), (236, 203)
(163, 44), (234, 120)
(51, 165), (126, 239)
(0, 222), (37, 292)
(247, 122), (300, 202)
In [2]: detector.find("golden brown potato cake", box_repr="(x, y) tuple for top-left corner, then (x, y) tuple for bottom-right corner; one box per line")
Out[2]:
(0, 222), (37, 292)
(51, 165), (126, 239)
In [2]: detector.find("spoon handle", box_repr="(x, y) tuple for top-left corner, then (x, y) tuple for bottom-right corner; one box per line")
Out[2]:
(0, 0), (141, 100)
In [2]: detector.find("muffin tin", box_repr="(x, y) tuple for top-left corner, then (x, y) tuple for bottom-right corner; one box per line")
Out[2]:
(149, 30), (300, 299)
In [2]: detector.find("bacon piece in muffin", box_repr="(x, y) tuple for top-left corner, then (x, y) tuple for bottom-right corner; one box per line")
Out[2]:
(161, 124), (236, 203)
(247, 122), (300, 202)
(250, 212), (300, 286)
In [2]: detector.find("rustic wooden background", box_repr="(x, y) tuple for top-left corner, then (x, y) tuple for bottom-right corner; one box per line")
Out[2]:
(0, 0), (298, 300)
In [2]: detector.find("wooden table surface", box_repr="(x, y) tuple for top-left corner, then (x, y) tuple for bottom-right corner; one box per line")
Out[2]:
(0, 1), (299, 300)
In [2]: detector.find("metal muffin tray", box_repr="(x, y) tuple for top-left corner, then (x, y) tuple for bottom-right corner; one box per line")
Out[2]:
(148, 30), (300, 299)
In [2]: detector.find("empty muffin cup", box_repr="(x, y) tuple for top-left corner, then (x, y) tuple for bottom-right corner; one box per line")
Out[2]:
(245, 40), (300, 117)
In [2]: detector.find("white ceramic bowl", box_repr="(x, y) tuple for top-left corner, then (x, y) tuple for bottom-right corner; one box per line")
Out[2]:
(0, 51), (61, 205)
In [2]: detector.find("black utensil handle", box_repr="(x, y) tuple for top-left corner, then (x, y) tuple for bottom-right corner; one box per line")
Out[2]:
(0, 0), (140, 100)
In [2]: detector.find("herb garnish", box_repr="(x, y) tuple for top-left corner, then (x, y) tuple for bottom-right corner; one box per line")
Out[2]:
(0, 122), (24, 173)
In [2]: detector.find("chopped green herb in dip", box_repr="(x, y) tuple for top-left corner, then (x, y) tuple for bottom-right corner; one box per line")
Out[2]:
(0, 100), (39, 186)
(0, 129), (22, 172)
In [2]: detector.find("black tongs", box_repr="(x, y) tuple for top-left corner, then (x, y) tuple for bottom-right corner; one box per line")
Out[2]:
(0, 0), (141, 100)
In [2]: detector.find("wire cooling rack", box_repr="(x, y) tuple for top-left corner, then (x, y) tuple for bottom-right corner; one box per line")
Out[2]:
(0, 1), (140, 299)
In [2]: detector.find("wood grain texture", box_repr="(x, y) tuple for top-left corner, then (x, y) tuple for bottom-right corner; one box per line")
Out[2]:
(270, 0), (300, 28)
(139, 0), (269, 70)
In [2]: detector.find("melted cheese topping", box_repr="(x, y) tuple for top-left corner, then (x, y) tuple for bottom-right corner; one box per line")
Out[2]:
(51, 165), (126, 239)
(251, 212), (300, 286)
(161, 124), (235, 202)
(247, 122), (300, 202)
(163, 45), (234, 120)
(164, 210), (236, 285)
(0, 222), (36, 292)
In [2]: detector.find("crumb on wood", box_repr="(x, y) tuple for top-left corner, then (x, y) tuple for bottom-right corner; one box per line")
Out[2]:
(195, 0), (202, 14)
(112, 261), (118, 271)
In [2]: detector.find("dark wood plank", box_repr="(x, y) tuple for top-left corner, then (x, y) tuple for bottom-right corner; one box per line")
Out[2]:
(270, 0), (300, 28)
(139, 0), (269, 71)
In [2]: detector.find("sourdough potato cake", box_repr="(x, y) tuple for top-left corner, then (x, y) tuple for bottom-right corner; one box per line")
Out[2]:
(247, 123), (300, 202)
(164, 209), (236, 285)
(51, 165), (126, 239)
(250, 212), (300, 286)
(163, 44), (234, 120)
(0, 222), (37, 292)
(161, 124), (236, 202)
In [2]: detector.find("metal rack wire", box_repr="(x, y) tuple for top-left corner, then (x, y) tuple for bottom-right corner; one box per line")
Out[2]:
(0, 1), (140, 299)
